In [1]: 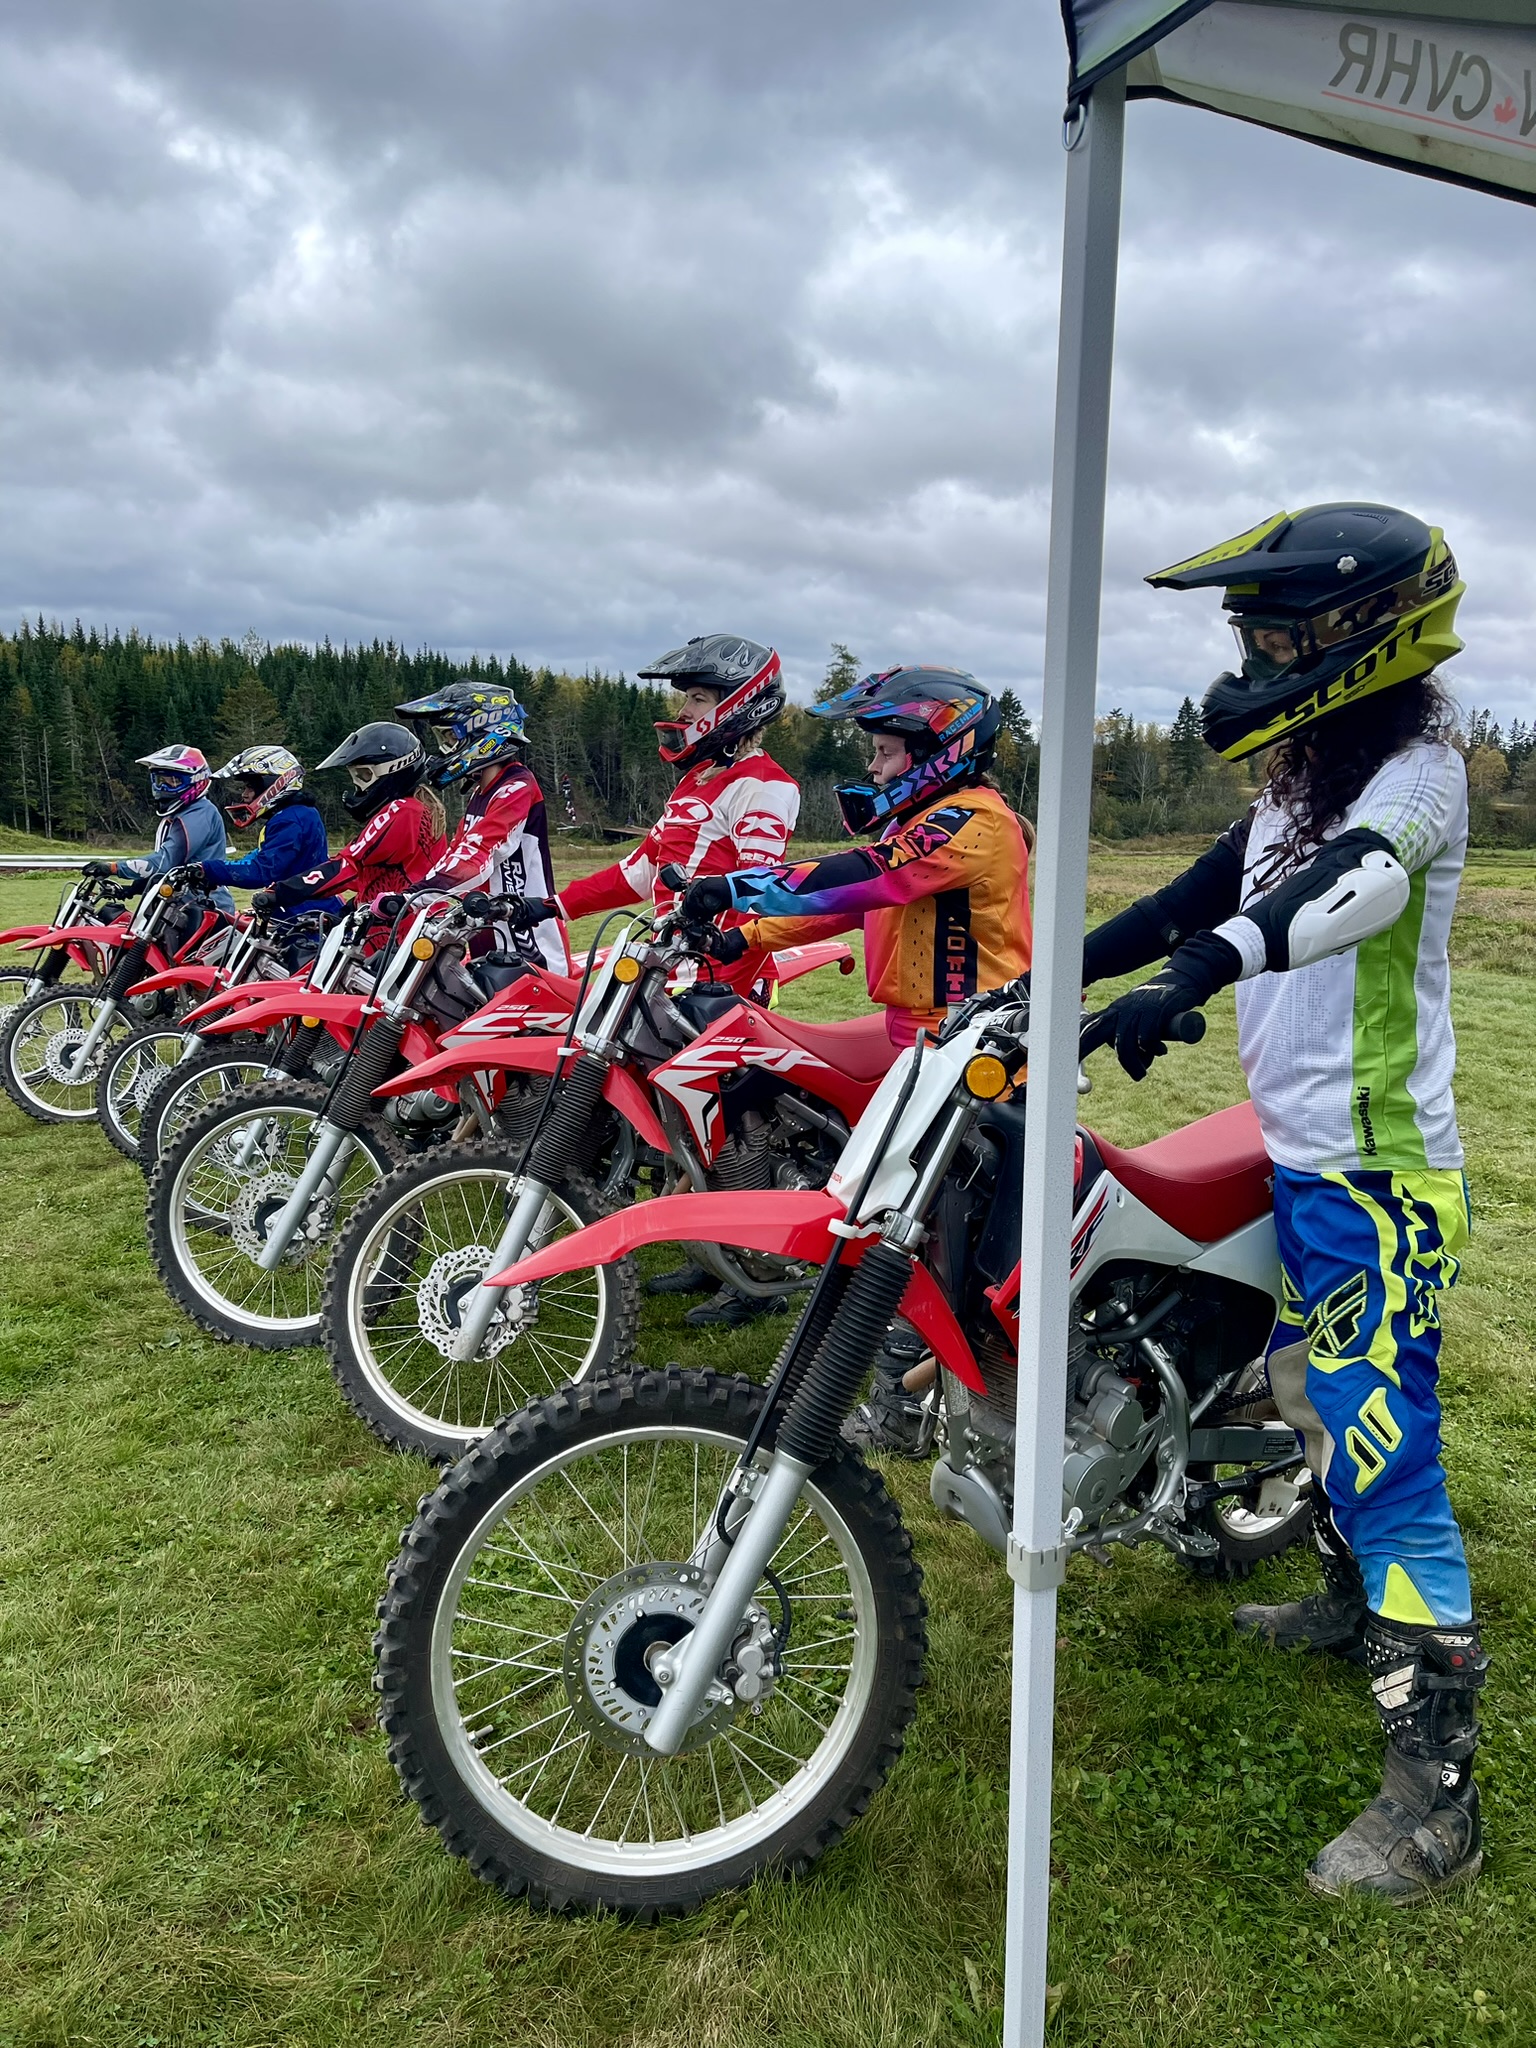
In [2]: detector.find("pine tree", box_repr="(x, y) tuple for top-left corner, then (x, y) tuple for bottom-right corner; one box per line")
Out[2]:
(1168, 697), (1205, 787)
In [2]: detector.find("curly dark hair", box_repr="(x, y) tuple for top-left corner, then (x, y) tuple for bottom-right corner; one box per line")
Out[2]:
(1255, 674), (1451, 884)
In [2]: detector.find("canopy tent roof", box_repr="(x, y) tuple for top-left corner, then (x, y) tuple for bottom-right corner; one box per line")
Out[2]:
(1065, 0), (1536, 211)
(1127, 3), (1536, 204)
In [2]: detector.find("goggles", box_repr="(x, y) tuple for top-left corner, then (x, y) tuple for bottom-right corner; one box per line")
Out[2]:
(346, 758), (397, 791)
(1230, 556), (1455, 684)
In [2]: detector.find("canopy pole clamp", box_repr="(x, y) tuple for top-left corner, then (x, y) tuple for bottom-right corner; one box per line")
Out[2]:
(1006, 1536), (1068, 1591)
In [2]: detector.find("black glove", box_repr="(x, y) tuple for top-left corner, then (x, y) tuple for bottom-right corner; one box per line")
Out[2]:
(697, 925), (749, 966)
(82, 859), (114, 878)
(1096, 931), (1238, 1082)
(170, 863), (205, 889)
(251, 889), (278, 914)
(680, 875), (732, 922)
(503, 895), (559, 932)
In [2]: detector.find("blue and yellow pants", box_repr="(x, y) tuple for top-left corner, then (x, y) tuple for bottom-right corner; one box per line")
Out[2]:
(1270, 1164), (1472, 1628)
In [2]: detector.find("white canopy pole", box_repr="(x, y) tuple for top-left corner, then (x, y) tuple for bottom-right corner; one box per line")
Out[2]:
(1001, 63), (1126, 2048)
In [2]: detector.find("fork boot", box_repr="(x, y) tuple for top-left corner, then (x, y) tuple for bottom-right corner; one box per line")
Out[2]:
(1308, 1615), (1487, 1903)
(1232, 1492), (1367, 1663)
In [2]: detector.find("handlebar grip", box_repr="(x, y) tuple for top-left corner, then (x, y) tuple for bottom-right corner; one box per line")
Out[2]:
(1166, 1009), (1206, 1045)
(462, 891), (494, 921)
(658, 862), (690, 893)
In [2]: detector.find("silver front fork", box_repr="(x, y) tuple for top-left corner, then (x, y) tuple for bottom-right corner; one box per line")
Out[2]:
(61, 996), (119, 1081)
(644, 1448), (812, 1757)
(254, 1120), (352, 1271)
(447, 1175), (553, 1363)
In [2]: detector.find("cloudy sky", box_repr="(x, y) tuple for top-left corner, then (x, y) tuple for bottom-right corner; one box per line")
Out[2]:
(2, 0), (1534, 727)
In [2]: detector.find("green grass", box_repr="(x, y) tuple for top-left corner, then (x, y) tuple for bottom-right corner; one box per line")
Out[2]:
(1, 856), (1534, 2046)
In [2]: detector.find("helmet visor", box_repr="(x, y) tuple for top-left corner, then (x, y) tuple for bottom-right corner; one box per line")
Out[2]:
(1230, 558), (1453, 682)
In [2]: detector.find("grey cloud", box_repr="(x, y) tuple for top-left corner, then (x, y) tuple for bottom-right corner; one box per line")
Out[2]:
(0, 0), (1533, 729)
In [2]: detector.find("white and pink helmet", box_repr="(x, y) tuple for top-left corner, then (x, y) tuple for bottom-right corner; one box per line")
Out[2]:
(136, 745), (212, 817)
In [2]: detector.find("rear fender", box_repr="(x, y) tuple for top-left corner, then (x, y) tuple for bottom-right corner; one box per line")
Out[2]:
(492, 1189), (846, 1287)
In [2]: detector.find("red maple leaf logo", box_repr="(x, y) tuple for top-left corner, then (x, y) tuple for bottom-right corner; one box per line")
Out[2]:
(1494, 95), (1517, 124)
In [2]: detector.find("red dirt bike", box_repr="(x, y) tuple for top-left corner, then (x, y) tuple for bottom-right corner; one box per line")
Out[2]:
(0, 869), (126, 1025)
(92, 904), (345, 1161)
(147, 886), (853, 1355)
(318, 907), (880, 1462)
(373, 985), (1309, 1915)
(1, 878), (228, 1125)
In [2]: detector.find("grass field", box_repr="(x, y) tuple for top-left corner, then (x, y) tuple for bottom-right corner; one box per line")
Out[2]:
(1, 846), (1534, 2047)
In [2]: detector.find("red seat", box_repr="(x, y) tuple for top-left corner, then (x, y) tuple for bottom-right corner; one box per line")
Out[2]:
(1090, 1100), (1273, 1244)
(768, 1010), (901, 1084)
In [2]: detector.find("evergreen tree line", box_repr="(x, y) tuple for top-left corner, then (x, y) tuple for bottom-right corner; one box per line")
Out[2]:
(1, 618), (1524, 848)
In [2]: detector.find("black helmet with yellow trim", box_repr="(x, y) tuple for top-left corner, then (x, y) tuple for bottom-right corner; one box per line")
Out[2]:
(1146, 504), (1464, 762)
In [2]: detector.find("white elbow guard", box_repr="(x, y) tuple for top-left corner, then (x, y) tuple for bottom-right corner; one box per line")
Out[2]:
(1284, 849), (1409, 968)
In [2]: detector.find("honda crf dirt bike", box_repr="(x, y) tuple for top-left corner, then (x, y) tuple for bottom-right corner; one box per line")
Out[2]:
(373, 987), (1306, 1914)
(128, 900), (406, 1174)
(93, 904), (325, 1161)
(0, 869), (124, 1025)
(2, 878), (227, 1124)
(145, 895), (528, 1348)
(320, 909), (888, 1463)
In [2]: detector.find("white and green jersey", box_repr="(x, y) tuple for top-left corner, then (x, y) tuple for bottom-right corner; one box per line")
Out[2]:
(1223, 739), (1467, 1174)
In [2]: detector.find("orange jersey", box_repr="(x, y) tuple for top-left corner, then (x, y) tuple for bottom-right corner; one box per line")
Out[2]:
(732, 785), (1031, 1042)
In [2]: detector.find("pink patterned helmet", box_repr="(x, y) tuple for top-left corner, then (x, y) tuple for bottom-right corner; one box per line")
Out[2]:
(136, 745), (212, 818)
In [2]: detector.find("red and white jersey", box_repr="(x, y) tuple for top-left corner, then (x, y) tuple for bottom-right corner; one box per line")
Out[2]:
(421, 764), (571, 972)
(561, 753), (799, 917)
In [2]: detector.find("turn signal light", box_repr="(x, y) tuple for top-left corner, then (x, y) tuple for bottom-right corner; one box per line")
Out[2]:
(300, 1015), (320, 1030)
(159, 882), (175, 898)
(963, 1053), (1011, 1100)
(411, 936), (436, 960)
(612, 955), (642, 984)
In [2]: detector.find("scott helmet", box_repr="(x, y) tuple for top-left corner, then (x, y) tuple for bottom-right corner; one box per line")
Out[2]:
(395, 679), (528, 787)
(1147, 504), (1465, 763)
(812, 665), (999, 834)
(136, 744), (211, 818)
(640, 634), (785, 769)
(318, 721), (428, 821)
(213, 745), (306, 830)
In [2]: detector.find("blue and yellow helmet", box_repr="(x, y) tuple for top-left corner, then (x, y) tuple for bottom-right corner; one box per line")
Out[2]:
(395, 679), (529, 788)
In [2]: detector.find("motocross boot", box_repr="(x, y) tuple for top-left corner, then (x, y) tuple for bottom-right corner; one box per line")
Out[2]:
(645, 1261), (713, 1297)
(683, 1287), (789, 1329)
(841, 1323), (932, 1459)
(1232, 1492), (1367, 1663)
(1308, 1614), (1488, 1903)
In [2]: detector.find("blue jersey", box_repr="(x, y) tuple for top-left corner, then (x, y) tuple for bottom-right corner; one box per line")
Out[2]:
(119, 796), (235, 913)
(202, 798), (342, 913)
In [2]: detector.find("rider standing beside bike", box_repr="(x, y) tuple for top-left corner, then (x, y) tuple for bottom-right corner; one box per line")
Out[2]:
(545, 634), (800, 995)
(253, 722), (447, 915)
(86, 746), (235, 914)
(1083, 503), (1485, 1904)
(681, 664), (1032, 1392)
(393, 679), (570, 974)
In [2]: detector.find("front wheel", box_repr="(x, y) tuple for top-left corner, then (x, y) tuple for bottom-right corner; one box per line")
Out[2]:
(95, 1025), (193, 1161)
(323, 1142), (640, 1462)
(375, 1369), (927, 1916)
(147, 1081), (402, 1347)
(1, 986), (135, 1123)
(136, 1038), (281, 1176)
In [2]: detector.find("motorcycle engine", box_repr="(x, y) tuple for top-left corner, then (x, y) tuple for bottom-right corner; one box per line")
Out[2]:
(1061, 1359), (1155, 1525)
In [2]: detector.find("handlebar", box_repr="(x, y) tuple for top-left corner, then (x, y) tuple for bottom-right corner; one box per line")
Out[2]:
(1075, 1005), (1205, 1062)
